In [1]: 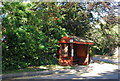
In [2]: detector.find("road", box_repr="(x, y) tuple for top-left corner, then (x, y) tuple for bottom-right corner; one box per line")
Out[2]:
(11, 62), (119, 80)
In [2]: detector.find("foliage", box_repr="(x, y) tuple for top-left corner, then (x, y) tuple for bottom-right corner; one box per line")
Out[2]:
(86, 2), (120, 55)
(59, 2), (93, 37)
(2, 2), (67, 70)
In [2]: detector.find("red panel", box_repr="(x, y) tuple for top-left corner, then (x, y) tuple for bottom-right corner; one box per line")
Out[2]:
(76, 45), (86, 57)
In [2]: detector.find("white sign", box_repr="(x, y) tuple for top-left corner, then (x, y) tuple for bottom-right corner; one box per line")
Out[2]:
(70, 39), (73, 43)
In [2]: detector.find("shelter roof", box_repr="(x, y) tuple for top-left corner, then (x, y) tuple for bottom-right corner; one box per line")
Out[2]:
(59, 35), (94, 45)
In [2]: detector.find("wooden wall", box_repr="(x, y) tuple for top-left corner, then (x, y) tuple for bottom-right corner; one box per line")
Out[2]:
(58, 43), (90, 66)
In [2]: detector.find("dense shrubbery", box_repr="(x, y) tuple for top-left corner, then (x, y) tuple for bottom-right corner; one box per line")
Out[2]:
(2, 2), (67, 70)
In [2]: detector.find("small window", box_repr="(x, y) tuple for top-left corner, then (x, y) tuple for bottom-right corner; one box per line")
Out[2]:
(62, 44), (71, 57)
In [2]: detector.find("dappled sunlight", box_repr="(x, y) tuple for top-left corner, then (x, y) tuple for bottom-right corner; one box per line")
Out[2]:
(6, 62), (118, 79)
(95, 55), (118, 59)
(72, 63), (118, 79)
(27, 65), (73, 70)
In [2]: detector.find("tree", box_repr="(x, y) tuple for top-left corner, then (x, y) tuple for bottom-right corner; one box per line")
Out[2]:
(86, 2), (120, 55)
(1, 2), (67, 70)
(58, 2), (93, 37)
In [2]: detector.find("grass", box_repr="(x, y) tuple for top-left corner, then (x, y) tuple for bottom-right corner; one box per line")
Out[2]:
(2, 68), (46, 74)
(2, 65), (74, 74)
(37, 65), (74, 70)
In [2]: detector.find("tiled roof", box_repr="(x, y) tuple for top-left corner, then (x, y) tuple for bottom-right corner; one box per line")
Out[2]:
(68, 35), (93, 43)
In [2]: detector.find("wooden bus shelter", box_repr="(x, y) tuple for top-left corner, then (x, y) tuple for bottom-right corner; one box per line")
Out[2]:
(58, 36), (94, 66)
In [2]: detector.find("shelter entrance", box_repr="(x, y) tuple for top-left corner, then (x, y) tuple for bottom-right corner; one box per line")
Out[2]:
(73, 44), (90, 65)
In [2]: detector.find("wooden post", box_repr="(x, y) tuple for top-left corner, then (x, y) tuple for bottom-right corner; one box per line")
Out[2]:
(84, 45), (90, 65)
(70, 44), (74, 57)
(59, 44), (62, 57)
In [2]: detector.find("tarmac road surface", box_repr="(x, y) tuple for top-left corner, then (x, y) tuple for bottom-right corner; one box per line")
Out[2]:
(9, 62), (119, 80)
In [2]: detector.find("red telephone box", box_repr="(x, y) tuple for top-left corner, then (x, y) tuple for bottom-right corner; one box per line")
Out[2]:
(58, 36), (94, 66)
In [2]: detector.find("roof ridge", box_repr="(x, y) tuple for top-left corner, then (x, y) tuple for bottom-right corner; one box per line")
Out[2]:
(67, 35), (93, 42)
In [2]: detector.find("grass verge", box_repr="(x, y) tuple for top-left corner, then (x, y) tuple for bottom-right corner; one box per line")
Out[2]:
(2, 65), (74, 74)
(2, 68), (46, 74)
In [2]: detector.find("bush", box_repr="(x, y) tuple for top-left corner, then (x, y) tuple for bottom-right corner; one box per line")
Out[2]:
(2, 2), (67, 71)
